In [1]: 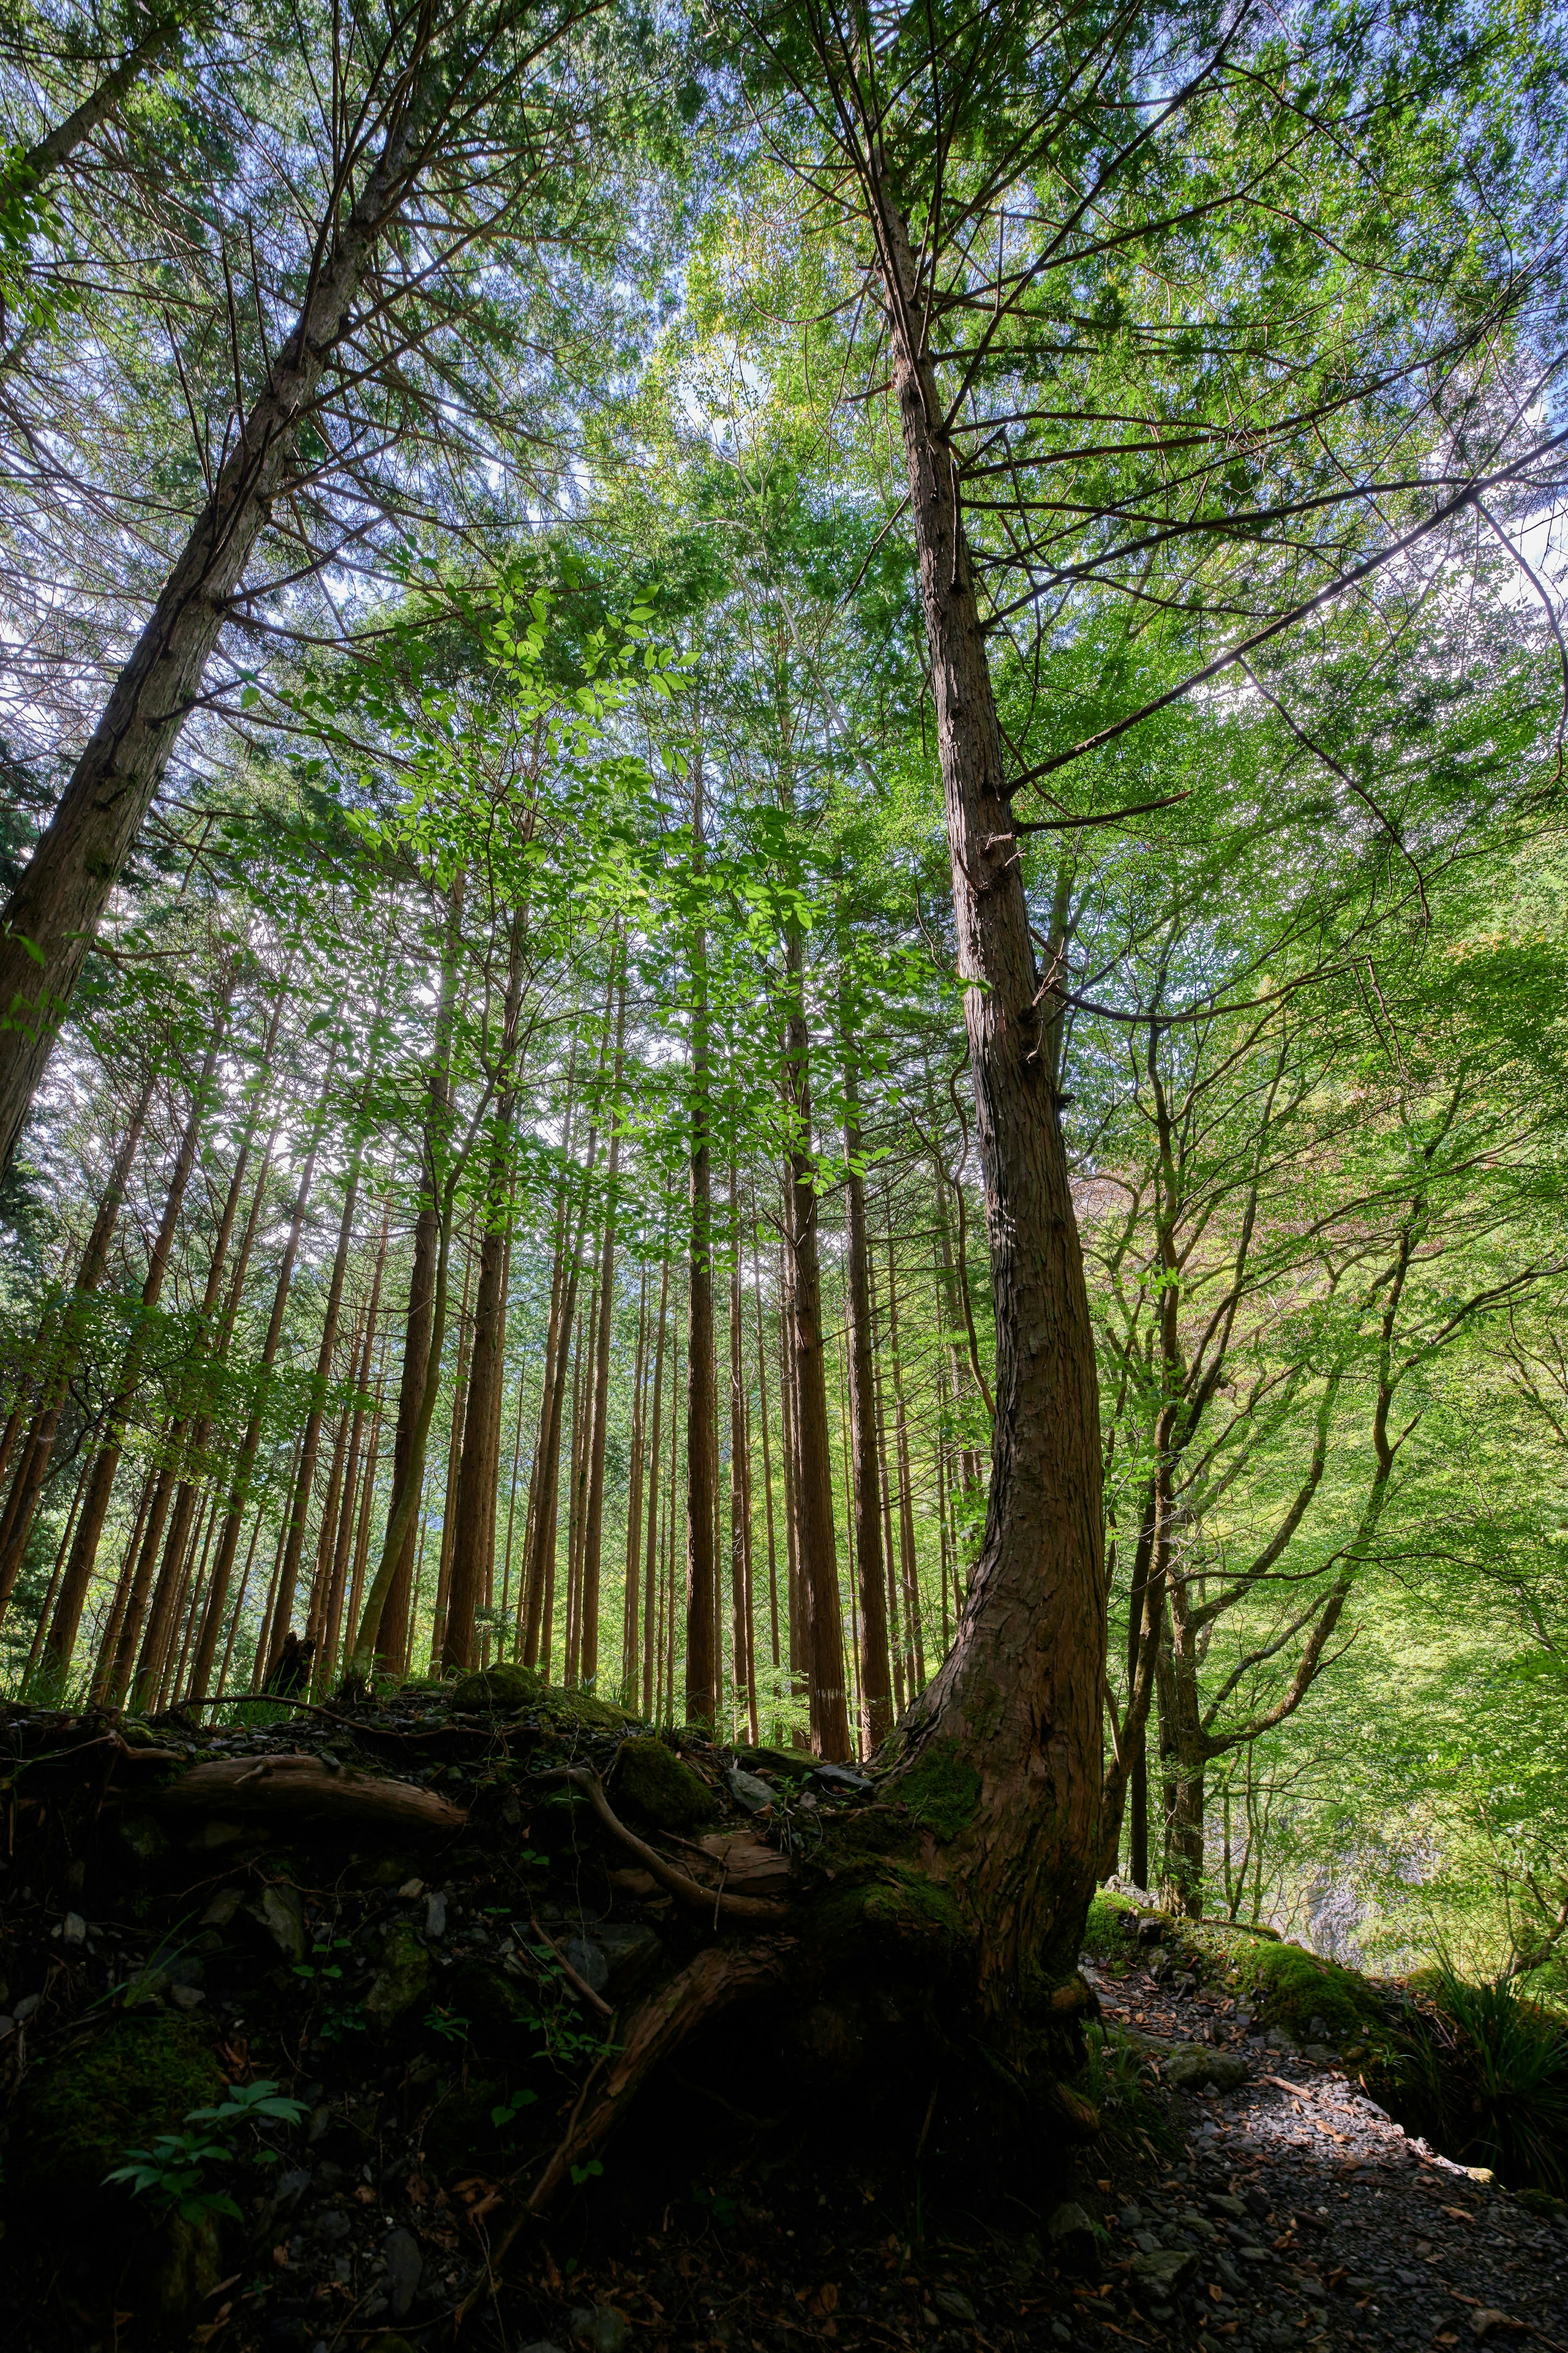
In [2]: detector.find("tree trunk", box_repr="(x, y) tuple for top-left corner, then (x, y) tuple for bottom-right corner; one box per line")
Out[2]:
(0, 33), (442, 1179)
(684, 768), (718, 1729)
(840, 982), (892, 1749)
(728, 1160), (759, 1744)
(871, 193), (1106, 2021)
(780, 924), (849, 1760)
(8, 10), (189, 196)
(56, 989), (232, 1696)
(641, 1252), (670, 1717)
(580, 955), (627, 1690)
(0, 1064), (156, 1618)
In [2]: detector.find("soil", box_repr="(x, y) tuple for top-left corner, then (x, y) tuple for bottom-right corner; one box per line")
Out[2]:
(1, 1692), (1565, 2353)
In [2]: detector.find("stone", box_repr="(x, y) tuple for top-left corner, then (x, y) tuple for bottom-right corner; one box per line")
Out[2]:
(1165, 2045), (1250, 2092)
(61, 1911), (87, 1945)
(726, 1767), (775, 1813)
(10, 2012), (224, 2204)
(1207, 2195), (1247, 2220)
(1264, 2027), (1299, 2054)
(1047, 2202), (1098, 2272)
(200, 1886), (245, 1927)
(1303, 2043), (1338, 2065)
(592, 1921), (662, 1998)
(383, 2226), (423, 2318)
(933, 2287), (977, 2324)
(614, 1736), (719, 1833)
(398, 1878), (424, 1899)
(453, 1662), (542, 1710)
(520, 2344), (568, 2353)
(1131, 2248), (1198, 2298)
(425, 1891), (448, 1939)
(364, 1920), (432, 2028)
(138, 2206), (225, 2327)
(807, 1763), (874, 1795)
(570, 2305), (630, 2353)
(561, 1936), (610, 1994)
(169, 1983), (206, 2011)
(250, 1882), (308, 1963)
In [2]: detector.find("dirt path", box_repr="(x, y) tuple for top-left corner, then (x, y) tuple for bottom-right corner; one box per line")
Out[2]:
(1082, 1954), (1568, 2351)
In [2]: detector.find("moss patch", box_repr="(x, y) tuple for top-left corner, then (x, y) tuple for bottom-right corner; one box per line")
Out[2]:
(892, 1743), (981, 1842)
(12, 2012), (225, 2204)
(452, 1663), (541, 1709)
(806, 1864), (969, 1976)
(1082, 1890), (1142, 1956)
(1208, 1933), (1381, 2037)
(613, 1736), (719, 1833)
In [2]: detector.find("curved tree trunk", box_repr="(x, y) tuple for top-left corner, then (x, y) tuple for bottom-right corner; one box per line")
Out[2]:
(869, 194), (1106, 2025)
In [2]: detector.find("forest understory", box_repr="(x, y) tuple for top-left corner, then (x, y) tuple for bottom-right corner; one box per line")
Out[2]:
(3, 1675), (1564, 2353)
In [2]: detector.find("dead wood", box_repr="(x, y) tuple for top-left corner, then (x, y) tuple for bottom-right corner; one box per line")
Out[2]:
(145, 1750), (466, 1835)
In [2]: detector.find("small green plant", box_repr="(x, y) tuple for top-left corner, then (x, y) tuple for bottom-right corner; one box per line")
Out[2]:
(425, 2006), (471, 2043)
(1078, 2022), (1176, 2160)
(1394, 1963), (1568, 2194)
(318, 2001), (368, 2044)
(105, 2079), (306, 2221)
(570, 2157), (604, 2186)
(292, 1936), (352, 1982)
(489, 2085), (539, 2131)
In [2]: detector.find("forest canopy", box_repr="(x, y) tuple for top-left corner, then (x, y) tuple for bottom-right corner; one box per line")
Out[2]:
(1, 0), (1567, 2002)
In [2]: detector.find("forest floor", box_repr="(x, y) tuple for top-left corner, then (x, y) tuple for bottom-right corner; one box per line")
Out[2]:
(2, 1686), (1566, 2353)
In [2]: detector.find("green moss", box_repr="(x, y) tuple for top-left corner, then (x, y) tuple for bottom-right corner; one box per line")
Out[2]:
(544, 1687), (642, 1729)
(806, 1863), (969, 1976)
(12, 2012), (224, 2204)
(817, 1806), (922, 1869)
(1083, 1891), (1141, 1957)
(453, 1663), (541, 1709)
(892, 1742), (981, 1842)
(364, 1920), (432, 2029)
(1218, 1936), (1380, 2037)
(613, 1736), (719, 1833)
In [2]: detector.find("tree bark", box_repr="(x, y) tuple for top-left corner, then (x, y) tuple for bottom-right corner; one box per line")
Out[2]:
(870, 192), (1106, 2021)
(0, 29), (441, 1180)
(780, 925), (849, 1760)
(9, 9), (189, 196)
(580, 953), (626, 1689)
(839, 978), (892, 1749)
(684, 766), (718, 1729)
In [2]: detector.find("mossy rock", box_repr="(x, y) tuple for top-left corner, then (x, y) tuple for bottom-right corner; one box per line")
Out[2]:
(736, 1744), (816, 1779)
(364, 1919), (433, 2029)
(613, 1735), (719, 1833)
(11, 2012), (225, 2204)
(1083, 1891), (1142, 1956)
(453, 1662), (542, 1710)
(543, 1686), (643, 1729)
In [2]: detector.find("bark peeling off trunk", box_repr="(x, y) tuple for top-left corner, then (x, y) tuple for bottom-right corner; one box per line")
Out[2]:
(870, 196), (1106, 2026)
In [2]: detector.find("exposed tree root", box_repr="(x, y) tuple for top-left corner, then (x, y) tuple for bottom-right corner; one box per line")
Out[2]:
(147, 1749), (466, 1835)
(459, 1936), (797, 2328)
(531, 1764), (791, 1920)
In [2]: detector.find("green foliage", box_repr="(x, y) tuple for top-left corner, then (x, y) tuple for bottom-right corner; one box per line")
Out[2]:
(13, 2015), (225, 2206)
(105, 2079), (306, 2224)
(1391, 1965), (1568, 2194)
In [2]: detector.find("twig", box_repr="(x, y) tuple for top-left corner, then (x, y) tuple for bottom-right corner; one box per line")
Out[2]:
(527, 1766), (789, 1921)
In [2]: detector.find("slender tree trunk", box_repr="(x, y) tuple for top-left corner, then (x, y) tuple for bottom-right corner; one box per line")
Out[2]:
(60, 991), (233, 1697)
(0, 37), (443, 1180)
(729, 1160), (759, 1744)
(871, 190), (1106, 2016)
(8, 10), (188, 196)
(839, 978), (893, 1749)
(0, 1065), (156, 1617)
(780, 922), (850, 1759)
(579, 957), (626, 1690)
(641, 1253), (669, 1718)
(684, 767), (718, 1727)
(621, 1264), (649, 1702)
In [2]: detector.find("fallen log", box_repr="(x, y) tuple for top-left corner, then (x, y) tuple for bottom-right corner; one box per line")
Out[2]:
(144, 1751), (466, 1836)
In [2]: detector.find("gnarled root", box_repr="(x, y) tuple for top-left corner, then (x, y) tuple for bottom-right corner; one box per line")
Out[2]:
(531, 1764), (790, 1920)
(459, 1937), (795, 2328)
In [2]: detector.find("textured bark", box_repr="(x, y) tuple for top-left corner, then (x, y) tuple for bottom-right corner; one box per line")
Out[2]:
(0, 33), (441, 1179)
(684, 768), (718, 1728)
(443, 1198), (509, 1671)
(579, 957), (626, 1688)
(9, 10), (188, 194)
(728, 1161), (759, 1744)
(641, 1253), (670, 1717)
(839, 997), (892, 1749)
(870, 194), (1106, 2019)
(780, 927), (849, 1760)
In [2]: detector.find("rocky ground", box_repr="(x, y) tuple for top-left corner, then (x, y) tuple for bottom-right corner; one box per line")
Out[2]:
(1, 1682), (1566, 2353)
